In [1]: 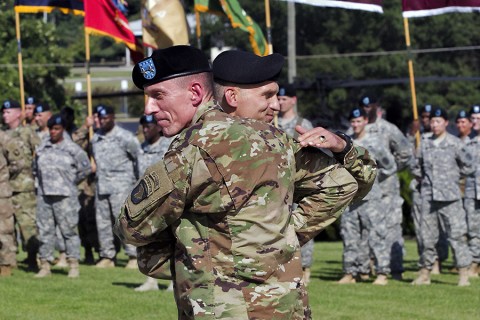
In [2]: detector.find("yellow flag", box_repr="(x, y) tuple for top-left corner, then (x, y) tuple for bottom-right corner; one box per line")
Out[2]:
(142, 0), (190, 49)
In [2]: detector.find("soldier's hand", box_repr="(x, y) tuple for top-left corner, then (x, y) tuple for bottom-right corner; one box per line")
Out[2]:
(85, 116), (94, 128)
(296, 126), (346, 152)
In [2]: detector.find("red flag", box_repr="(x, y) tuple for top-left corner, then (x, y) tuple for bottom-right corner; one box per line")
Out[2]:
(84, 0), (143, 62)
(402, 0), (480, 18)
(277, 1), (383, 13)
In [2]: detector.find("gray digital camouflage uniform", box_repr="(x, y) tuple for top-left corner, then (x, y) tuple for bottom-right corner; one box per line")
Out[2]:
(116, 101), (363, 320)
(365, 118), (413, 274)
(35, 138), (91, 261)
(92, 124), (140, 259)
(341, 130), (396, 276)
(412, 132), (474, 269)
(0, 131), (25, 268)
(464, 136), (480, 265)
(138, 136), (173, 177)
(278, 116), (316, 270)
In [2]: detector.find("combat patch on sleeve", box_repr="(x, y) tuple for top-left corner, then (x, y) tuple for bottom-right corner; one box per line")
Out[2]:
(127, 161), (174, 222)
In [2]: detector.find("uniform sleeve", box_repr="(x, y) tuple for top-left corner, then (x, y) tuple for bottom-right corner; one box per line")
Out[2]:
(4, 136), (27, 180)
(73, 146), (92, 184)
(114, 149), (192, 247)
(341, 144), (377, 202)
(457, 144), (475, 177)
(125, 135), (141, 179)
(387, 124), (414, 171)
(292, 147), (358, 246)
(136, 229), (175, 279)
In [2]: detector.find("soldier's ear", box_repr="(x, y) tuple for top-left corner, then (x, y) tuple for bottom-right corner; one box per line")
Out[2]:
(190, 81), (203, 107)
(224, 87), (239, 108)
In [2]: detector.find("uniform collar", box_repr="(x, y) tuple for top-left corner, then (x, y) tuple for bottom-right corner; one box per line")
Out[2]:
(191, 99), (222, 125)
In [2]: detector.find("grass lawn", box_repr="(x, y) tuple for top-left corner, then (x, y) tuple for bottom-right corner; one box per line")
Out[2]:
(1, 240), (478, 320)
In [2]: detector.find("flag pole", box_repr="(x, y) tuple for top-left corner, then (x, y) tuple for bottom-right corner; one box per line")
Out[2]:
(195, 9), (202, 49)
(15, 11), (26, 121)
(403, 17), (420, 147)
(84, 29), (93, 141)
(265, 0), (278, 127)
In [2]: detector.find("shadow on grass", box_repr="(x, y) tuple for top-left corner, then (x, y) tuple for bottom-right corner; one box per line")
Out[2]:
(112, 281), (172, 290)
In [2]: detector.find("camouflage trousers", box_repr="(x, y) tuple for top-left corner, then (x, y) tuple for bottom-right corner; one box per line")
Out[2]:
(411, 189), (449, 261)
(0, 198), (16, 266)
(463, 198), (480, 264)
(382, 193), (405, 274)
(96, 192), (136, 259)
(301, 239), (314, 268)
(37, 195), (81, 261)
(12, 191), (39, 255)
(419, 199), (472, 269)
(340, 200), (390, 275)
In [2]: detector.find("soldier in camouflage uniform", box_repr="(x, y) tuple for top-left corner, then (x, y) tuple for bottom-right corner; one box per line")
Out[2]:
(24, 96), (38, 128)
(115, 46), (362, 320)
(462, 105), (480, 277)
(338, 107), (396, 285)
(411, 107), (474, 286)
(0, 130), (25, 276)
(456, 110), (476, 143)
(359, 95), (413, 280)
(34, 115), (91, 278)
(2, 99), (41, 270)
(277, 83), (315, 286)
(135, 114), (174, 292)
(92, 105), (140, 268)
(33, 103), (52, 141)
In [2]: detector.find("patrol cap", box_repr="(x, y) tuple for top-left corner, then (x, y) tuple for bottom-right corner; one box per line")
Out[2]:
(132, 45), (212, 90)
(456, 110), (470, 121)
(429, 107), (448, 120)
(213, 50), (284, 84)
(358, 95), (378, 107)
(278, 83), (296, 97)
(2, 100), (20, 110)
(470, 105), (480, 115)
(25, 96), (36, 105)
(97, 105), (114, 118)
(47, 114), (65, 128)
(140, 114), (155, 125)
(348, 107), (368, 120)
(34, 103), (51, 114)
(421, 104), (432, 114)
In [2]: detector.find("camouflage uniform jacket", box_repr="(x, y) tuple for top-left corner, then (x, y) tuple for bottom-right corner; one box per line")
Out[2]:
(351, 132), (396, 201)
(413, 132), (474, 201)
(0, 130), (26, 199)
(279, 115), (313, 139)
(35, 138), (91, 197)
(464, 136), (480, 200)
(7, 125), (40, 192)
(115, 101), (358, 319)
(138, 136), (173, 176)
(92, 125), (140, 195)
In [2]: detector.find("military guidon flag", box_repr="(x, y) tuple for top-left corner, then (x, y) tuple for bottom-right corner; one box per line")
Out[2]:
(277, 0), (384, 13)
(402, 0), (480, 18)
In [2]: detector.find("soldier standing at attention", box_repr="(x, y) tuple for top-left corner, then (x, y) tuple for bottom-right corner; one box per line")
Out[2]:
(338, 107), (396, 285)
(411, 107), (474, 286)
(24, 96), (37, 127)
(277, 83), (315, 286)
(359, 95), (413, 280)
(115, 46), (359, 319)
(34, 115), (91, 278)
(2, 99), (40, 271)
(455, 110), (476, 142)
(0, 130), (25, 276)
(33, 103), (52, 141)
(462, 105), (480, 278)
(92, 105), (140, 269)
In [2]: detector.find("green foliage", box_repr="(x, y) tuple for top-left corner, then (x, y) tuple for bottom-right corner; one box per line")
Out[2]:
(2, 241), (479, 320)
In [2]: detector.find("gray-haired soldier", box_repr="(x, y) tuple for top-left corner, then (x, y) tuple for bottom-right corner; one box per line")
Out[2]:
(412, 107), (474, 286)
(34, 115), (91, 278)
(92, 105), (141, 268)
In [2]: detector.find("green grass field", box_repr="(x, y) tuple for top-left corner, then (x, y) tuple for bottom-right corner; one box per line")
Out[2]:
(1, 240), (479, 320)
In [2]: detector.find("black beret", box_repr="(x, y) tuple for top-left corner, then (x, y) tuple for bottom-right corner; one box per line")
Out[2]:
(359, 95), (378, 107)
(456, 110), (470, 121)
(132, 45), (211, 90)
(470, 105), (480, 115)
(97, 105), (115, 117)
(421, 104), (432, 113)
(348, 107), (368, 120)
(429, 107), (448, 120)
(213, 50), (284, 85)
(2, 99), (20, 110)
(140, 114), (155, 125)
(34, 103), (50, 114)
(47, 114), (65, 128)
(25, 96), (36, 105)
(278, 83), (296, 97)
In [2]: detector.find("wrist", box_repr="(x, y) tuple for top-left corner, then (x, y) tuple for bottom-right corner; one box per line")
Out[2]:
(332, 131), (353, 164)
